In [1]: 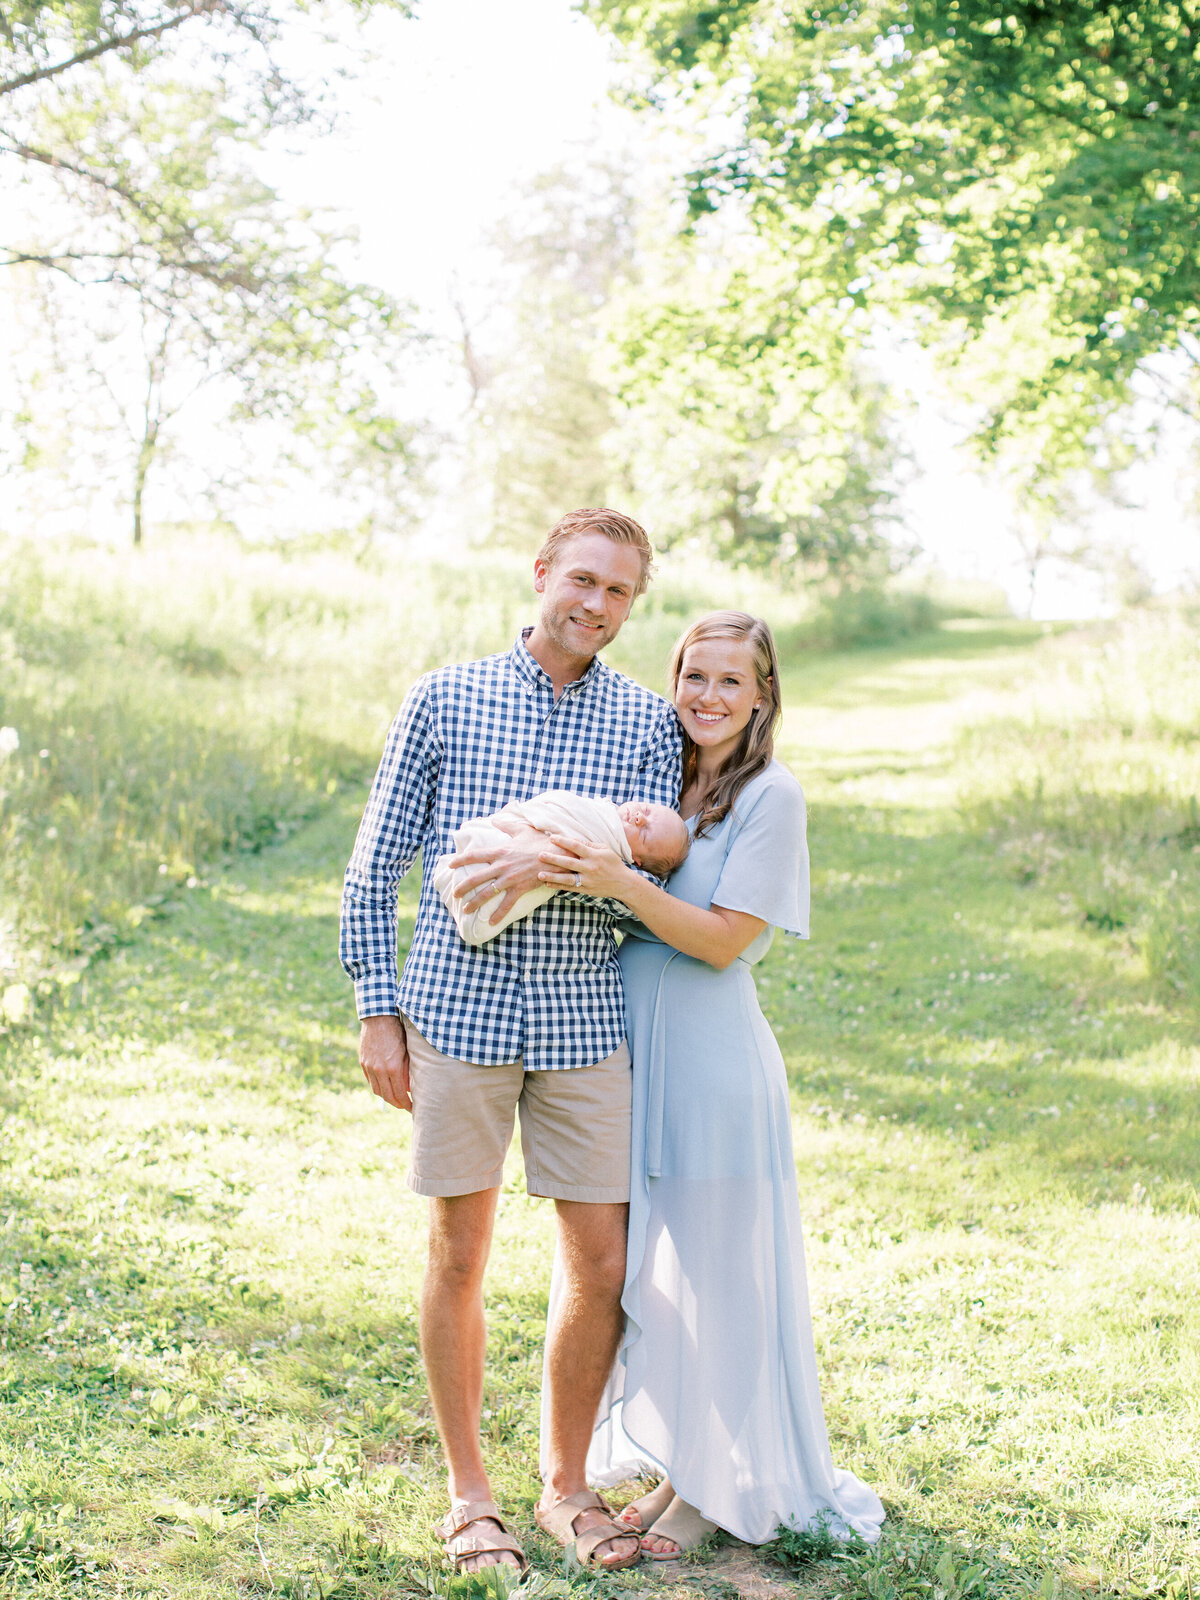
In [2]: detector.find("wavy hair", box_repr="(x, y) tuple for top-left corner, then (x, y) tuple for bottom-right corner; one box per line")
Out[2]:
(669, 610), (783, 838)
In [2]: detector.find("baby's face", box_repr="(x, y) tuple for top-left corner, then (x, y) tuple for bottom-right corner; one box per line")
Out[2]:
(618, 801), (689, 873)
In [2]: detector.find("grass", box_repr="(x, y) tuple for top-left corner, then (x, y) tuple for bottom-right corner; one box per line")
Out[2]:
(1, 538), (1198, 1598)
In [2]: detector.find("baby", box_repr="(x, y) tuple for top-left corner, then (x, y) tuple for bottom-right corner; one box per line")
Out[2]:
(434, 789), (690, 947)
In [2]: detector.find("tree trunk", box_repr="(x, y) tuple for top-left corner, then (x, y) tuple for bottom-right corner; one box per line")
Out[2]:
(131, 427), (157, 547)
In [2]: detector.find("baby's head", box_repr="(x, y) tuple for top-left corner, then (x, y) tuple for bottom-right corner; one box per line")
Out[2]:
(617, 800), (690, 879)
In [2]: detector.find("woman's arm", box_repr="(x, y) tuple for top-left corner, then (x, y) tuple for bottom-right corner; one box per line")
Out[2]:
(537, 836), (765, 970)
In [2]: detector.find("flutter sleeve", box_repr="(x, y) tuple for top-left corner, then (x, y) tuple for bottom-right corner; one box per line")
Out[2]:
(710, 766), (810, 939)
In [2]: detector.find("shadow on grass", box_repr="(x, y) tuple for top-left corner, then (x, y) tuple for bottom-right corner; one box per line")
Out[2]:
(766, 797), (1200, 1211)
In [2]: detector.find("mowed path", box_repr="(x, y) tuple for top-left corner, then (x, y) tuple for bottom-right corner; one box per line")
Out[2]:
(0, 622), (1196, 1599)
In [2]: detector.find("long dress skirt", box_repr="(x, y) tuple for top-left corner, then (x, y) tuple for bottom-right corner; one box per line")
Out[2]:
(540, 764), (884, 1544)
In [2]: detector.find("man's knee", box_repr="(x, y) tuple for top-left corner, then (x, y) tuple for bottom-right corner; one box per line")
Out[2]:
(556, 1202), (628, 1301)
(426, 1192), (496, 1291)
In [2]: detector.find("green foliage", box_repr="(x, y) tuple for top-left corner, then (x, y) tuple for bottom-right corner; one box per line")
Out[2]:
(586, 0), (1200, 475)
(466, 164), (634, 551)
(459, 161), (907, 582)
(607, 245), (910, 580)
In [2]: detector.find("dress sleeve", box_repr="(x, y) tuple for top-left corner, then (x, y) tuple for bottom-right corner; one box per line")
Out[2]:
(710, 769), (809, 939)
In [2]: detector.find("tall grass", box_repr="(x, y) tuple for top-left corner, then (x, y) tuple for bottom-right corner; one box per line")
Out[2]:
(959, 607), (1200, 1000)
(0, 532), (982, 991)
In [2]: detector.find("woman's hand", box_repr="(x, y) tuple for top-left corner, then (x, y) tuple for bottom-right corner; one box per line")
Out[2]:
(538, 834), (637, 901)
(449, 821), (550, 923)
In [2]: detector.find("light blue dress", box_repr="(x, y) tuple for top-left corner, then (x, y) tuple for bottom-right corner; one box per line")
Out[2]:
(585, 762), (884, 1545)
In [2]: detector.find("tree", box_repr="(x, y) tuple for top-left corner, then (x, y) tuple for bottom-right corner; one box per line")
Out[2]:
(1, 0), (409, 101)
(604, 238), (910, 583)
(2, 0), (413, 290)
(584, 1), (1200, 476)
(455, 159), (907, 582)
(7, 82), (422, 544)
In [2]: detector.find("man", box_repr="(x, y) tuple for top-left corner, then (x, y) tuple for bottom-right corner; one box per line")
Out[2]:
(339, 508), (682, 1573)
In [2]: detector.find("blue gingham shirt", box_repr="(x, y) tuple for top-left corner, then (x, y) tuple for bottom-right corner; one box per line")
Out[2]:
(339, 630), (682, 1068)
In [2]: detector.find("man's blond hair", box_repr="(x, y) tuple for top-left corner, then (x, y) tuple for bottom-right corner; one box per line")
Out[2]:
(536, 508), (654, 598)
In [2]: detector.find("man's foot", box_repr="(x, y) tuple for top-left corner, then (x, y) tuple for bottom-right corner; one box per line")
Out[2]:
(536, 1489), (641, 1571)
(438, 1500), (526, 1574)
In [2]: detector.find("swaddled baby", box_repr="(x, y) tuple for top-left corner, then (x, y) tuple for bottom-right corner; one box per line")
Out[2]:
(434, 789), (690, 947)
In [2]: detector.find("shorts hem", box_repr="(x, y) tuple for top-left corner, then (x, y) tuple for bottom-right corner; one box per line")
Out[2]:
(527, 1179), (630, 1204)
(407, 1169), (504, 1198)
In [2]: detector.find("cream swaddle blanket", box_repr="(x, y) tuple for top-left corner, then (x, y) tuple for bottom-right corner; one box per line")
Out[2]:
(433, 789), (632, 947)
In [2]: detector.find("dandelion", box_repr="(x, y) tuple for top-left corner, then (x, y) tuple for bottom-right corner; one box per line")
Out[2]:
(0, 727), (18, 759)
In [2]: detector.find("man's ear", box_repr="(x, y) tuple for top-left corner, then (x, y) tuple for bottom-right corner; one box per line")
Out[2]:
(533, 557), (549, 594)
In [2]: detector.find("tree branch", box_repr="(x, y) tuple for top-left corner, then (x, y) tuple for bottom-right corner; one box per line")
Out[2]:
(0, 138), (262, 290)
(0, 1), (225, 99)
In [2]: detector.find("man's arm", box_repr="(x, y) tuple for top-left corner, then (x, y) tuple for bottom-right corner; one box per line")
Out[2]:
(339, 675), (441, 1022)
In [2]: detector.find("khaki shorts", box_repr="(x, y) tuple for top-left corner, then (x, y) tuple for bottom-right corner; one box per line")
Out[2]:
(402, 1017), (632, 1202)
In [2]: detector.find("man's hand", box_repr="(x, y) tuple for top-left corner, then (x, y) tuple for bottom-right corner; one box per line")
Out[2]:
(449, 822), (551, 925)
(360, 1014), (411, 1112)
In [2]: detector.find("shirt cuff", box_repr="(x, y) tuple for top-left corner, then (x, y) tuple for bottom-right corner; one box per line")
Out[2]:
(355, 974), (400, 1021)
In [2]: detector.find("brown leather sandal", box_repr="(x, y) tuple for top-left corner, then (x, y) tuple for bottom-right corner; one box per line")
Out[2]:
(535, 1489), (641, 1571)
(437, 1499), (527, 1573)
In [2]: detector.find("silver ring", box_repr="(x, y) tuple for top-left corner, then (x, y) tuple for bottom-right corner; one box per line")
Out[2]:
(573, 871), (581, 888)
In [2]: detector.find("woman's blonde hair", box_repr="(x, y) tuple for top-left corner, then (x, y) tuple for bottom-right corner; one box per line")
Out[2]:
(669, 610), (782, 838)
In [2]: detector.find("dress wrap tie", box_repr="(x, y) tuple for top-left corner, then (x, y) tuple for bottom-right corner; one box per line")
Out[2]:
(644, 950), (681, 1179)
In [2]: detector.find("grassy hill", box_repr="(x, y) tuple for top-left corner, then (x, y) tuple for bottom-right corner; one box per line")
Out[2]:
(0, 537), (1197, 1598)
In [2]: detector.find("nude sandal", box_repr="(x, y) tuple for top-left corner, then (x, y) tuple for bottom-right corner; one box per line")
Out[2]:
(618, 1478), (676, 1531)
(535, 1489), (641, 1571)
(641, 1495), (718, 1560)
(437, 1500), (527, 1574)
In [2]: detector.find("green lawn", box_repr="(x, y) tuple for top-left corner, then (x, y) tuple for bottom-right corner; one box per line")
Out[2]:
(1, 619), (1197, 1599)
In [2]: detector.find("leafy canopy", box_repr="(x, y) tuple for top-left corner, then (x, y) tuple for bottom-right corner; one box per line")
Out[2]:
(586, 1), (1200, 455)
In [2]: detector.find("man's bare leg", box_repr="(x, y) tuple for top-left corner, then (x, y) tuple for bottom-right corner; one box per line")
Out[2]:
(537, 1199), (640, 1569)
(421, 1189), (521, 1573)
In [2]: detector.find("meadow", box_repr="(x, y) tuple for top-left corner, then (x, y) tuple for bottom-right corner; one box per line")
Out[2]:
(0, 535), (1197, 1600)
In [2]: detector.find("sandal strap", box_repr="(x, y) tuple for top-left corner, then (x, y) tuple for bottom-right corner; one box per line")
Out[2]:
(575, 1514), (636, 1567)
(437, 1501), (526, 1571)
(536, 1491), (636, 1567)
(445, 1530), (525, 1562)
(535, 1489), (607, 1542)
(439, 1500), (506, 1539)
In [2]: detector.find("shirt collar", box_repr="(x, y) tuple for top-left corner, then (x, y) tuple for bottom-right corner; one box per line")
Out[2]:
(511, 627), (604, 697)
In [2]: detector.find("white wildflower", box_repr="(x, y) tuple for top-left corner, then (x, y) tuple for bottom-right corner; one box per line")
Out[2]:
(0, 727), (18, 759)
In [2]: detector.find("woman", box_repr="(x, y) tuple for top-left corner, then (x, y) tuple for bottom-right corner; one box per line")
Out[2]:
(537, 611), (884, 1556)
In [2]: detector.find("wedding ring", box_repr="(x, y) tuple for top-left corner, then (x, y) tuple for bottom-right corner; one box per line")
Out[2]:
(489, 878), (499, 894)
(573, 871), (581, 888)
